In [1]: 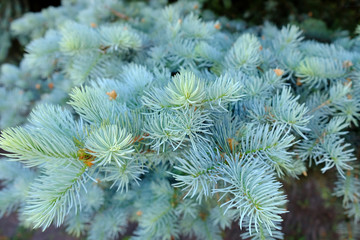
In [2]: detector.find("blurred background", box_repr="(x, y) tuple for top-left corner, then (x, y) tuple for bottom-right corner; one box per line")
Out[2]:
(1, 0), (360, 64)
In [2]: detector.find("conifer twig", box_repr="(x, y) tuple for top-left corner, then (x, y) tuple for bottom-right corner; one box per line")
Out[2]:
(106, 6), (129, 20)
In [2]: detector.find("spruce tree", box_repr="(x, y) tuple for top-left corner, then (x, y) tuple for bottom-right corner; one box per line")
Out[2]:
(0, 0), (360, 239)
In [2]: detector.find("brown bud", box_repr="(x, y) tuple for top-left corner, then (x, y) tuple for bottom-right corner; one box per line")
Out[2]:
(106, 90), (117, 100)
(344, 78), (352, 87)
(296, 78), (302, 86)
(199, 211), (207, 220)
(273, 68), (284, 76)
(227, 138), (234, 152)
(343, 60), (353, 68)
(48, 82), (54, 89)
(35, 83), (41, 89)
(84, 160), (94, 167)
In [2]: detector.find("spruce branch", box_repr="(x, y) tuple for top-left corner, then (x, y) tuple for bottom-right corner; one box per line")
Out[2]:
(85, 124), (134, 166)
(23, 165), (88, 230)
(215, 154), (287, 236)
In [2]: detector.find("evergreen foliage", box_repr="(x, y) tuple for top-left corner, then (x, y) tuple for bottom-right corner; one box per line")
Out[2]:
(1, 0), (360, 239)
